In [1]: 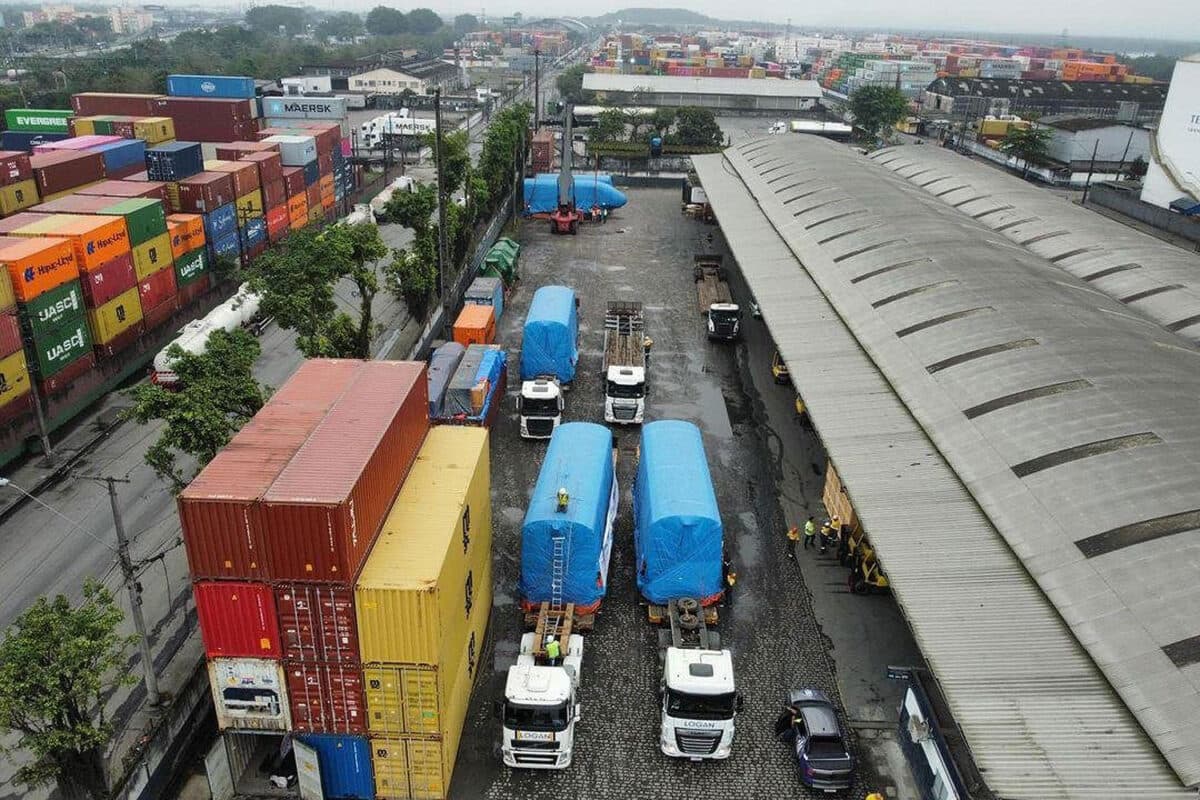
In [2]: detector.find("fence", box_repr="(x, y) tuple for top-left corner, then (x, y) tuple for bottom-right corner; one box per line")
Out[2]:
(1087, 182), (1200, 247)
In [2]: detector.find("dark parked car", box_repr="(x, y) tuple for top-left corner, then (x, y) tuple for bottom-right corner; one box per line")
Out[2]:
(774, 689), (855, 792)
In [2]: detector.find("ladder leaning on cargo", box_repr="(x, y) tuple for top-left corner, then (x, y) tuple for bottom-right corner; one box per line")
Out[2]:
(532, 602), (575, 659)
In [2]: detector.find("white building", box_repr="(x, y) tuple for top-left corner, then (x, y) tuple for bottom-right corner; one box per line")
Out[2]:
(281, 75), (333, 96)
(1042, 118), (1150, 166)
(1141, 54), (1200, 210)
(348, 61), (460, 96)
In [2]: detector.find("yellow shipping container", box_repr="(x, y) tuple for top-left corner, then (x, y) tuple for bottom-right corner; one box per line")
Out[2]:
(0, 179), (38, 217)
(355, 426), (492, 667)
(133, 233), (173, 280)
(73, 117), (97, 136)
(133, 117), (175, 144)
(235, 189), (264, 220)
(0, 350), (31, 407)
(86, 286), (143, 344)
(0, 263), (14, 310)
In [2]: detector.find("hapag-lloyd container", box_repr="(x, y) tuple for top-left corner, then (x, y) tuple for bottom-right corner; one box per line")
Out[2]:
(0, 235), (77, 302)
(178, 359), (365, 579)
(209, 657), (292, 732)
(39, 214), (130, 272)
(275, 583), (358, 663)
(258, 361), (430, 583)
(194, 581), (281, 659)
(167, 213), (205, 258)
(286, 660), (366, 734)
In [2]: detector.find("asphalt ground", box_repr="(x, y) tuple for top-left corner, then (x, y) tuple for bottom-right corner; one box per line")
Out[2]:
(450, 187), (888, 799)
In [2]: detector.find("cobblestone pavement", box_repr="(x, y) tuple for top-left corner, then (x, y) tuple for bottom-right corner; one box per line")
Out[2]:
(450, 188), (875, 800)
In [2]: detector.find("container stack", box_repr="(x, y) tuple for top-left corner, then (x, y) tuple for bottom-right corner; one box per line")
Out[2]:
(183, 360), (498, 799)
(0, 150), (37, 218)
(1, 109), (72, 151)
(166, 213), (210, 303)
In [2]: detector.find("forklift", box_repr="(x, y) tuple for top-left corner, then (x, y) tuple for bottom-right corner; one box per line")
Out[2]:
(550, 102), (582, 235)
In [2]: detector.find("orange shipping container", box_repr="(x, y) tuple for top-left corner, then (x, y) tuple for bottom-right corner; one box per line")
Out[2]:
(287, 193), (307, 220)
(166, 213), (205, 258)
(452, 304), (496, 347)
(0, 235), (78, 302)
(33, 214), (129, 272)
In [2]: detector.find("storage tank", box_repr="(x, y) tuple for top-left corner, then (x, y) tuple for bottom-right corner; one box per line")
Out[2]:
(520, 422), (617, 612)
(633, 420), (723, 605)
(520, 285), (578, 383)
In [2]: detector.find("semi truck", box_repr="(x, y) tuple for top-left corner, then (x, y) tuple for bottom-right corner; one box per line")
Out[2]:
(602, 300), (647, 425)
(519, 286), (579, 439)
(634, 420), (741, 761)
(501, 423), (618, 768)
(694, 255), (741, 341)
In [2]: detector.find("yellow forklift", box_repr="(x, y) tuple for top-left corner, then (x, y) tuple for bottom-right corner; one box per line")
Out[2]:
(772, 350), (790, 384)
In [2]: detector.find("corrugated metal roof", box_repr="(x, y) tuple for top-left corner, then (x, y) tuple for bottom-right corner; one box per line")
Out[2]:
(693, 137), (1200, 798)
(869, 145), (1200, 343)
(581, 73), (823, 98)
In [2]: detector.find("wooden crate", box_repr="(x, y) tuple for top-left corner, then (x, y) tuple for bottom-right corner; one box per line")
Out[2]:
(822, 459), (861, 535)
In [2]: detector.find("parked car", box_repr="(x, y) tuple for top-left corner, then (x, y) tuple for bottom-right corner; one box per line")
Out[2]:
(773, 689), (855, 792)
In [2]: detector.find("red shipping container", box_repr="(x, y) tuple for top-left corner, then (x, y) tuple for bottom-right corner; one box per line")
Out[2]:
(194, 581), (282, 659)
(0, 310), (20, 357)
(266, 204), (290, 242)
(317, 153), (333, 176)
(177, 360), (366, 580)
(216, 141), (279, 160)
(71, 92), (163, 117)
(142, 293), (179, 332)
(177, 172), (235, 214)
(0, 392), (33, 427)
(78, 180), (171, 204)
(94, 321), (144, 360)
(137, 262), (177, 310)
(258, 361), (429, 582)
(292, 122), (339, 157)
(275, 583), (358, 663)
(123, 171), (151, 182)
(281, 167), (305, 197)
(261, 179), (286, 210)
(0, 212), (53, 234)
(207, 160), (260, 197)
(80, 250), (137, 308)
(305, 183), (322, 211)
(285, 661), (366, 734)
(177, 273), (210, 308)
(158, 96), (253, 122)
(33, 194), (116, 215)
(0, 151), (33, 187)
(243, 152), (284, 188)
(29, 151), (105, 197)
(247, 241), (267, 262)
(38, 351), (96, 396)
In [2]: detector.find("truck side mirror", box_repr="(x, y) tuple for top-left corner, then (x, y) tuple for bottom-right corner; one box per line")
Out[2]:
(737, 695), (745, 712)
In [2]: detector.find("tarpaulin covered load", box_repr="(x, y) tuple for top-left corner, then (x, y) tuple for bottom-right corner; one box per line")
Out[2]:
(427, 341), (465, 418)
(634, 420), (723, 605)
(523, 174), (627, 214)
(443, 343), (506, 420)
(520, 422), (617, 612)
(464, 276), (504, 321)
(520, 285), (578, 383)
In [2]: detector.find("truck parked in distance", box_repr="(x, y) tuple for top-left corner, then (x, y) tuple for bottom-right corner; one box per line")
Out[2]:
(603, 301), (647, 425)
(519, 286), (579, 439)
(694, 255), (740, 341)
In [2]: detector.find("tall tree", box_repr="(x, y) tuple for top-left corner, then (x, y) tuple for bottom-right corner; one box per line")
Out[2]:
(671, 106), (724, 147)
(555, 64), (594, 105)
(317, 12), (363, 41)
(477, 102), (530, 212)
(590, 108), (627, 143)
(244, 5), (307, 36)
(383, 182), (438, 235)
(424, 129), (471, 195)
(125, 328), (265, 490)
(385, 237), (438, 322)
(0, 580), (136, 800)
(650, 107), (676, 135)
(453, 13), (479, 34)
(365, 6), (407, 36)
(848, 85), (908, 143)
(998, 125), (1054, 179)
(406, 8), (443, 35)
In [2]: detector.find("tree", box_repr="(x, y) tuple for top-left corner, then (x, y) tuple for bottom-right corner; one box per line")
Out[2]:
(245, 5), (307, 36)
(406, 8), (443, 35)
(1127, 155), (1149, 179)
(317, 12), (363, 41)
(126, 328), (265, 490)
(477, 102), (530, 212)
(590, 108), (627, 143)
(999, 125), (1054, 179)
(0, 580), (136, 799)
(76, 16), (113, 38)
(671, 106), (723, 147)
(454, 13), (478, 34)
(247, 224), (389, 361)
(848, 85), (908, 143)
(650, 107), (676, 135)
(365, 6), (407, 36)
(556, 64), (594, 105)
(383, 183), (438, 235)
(384, 236), (438, 322)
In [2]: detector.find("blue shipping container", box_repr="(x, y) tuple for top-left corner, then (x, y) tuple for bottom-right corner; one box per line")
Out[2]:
(520, 285), (578, 383)
(302, 160), (320, 187)
(166, 74), (257, 99)
(240, 216), (267, 248)
(145, 141), (203, 182)
(521, 422), (616, 609)
(203, 203), (238, 243)
(464, 276), (504, 321)
(0, 131), (68, 152)
(523, 174), (626, 214)
(210, 230), (241, 261)
(89, 139), (146, 175)
(427, 341), (465, 418)
(633, 420), (723, 605)
(297, 734), (375, 800)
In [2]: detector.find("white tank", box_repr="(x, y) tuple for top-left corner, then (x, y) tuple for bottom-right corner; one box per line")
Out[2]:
(152, 285), (262, 382)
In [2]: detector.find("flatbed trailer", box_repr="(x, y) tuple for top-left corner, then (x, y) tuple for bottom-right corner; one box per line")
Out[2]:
(694, 255), (732, 314)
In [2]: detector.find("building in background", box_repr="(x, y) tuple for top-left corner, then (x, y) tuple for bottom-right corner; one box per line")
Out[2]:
(922, 77), (1167, 125)
(348, 60), (460, 95)
(1141, 55), (1200, 211)
(108, 7), (154, 34)
(582, 73), (822, 112)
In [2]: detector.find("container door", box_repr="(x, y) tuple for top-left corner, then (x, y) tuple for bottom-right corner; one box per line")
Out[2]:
(294, 738), (325, 800)
(204, 738), (234, 800)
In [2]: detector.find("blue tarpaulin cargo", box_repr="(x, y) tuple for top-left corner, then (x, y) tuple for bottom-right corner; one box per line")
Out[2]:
(520, 286), (578, 383)
(634, 420), (724, 604)
(297, 734), (375, 799)
(523, 174), (627, 214)
(428, 341), (465, 417)
(464, 276), (504, 321)
(520, 422), (617, 611)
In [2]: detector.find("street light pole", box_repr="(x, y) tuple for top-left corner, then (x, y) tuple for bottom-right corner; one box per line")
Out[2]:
(433, 89), (451, 324)
(534, 49), (541, 131)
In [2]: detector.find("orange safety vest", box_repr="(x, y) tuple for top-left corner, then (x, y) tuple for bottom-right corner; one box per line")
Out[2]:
(787, 526), (800, 541)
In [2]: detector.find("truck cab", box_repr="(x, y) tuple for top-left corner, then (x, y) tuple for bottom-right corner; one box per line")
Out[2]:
(519, 378), (564, 439)
(707, 303), (742, 341)
(659, 647), (740, 760)
(501, 632), (583, 769)
(604, 365), (646, 424)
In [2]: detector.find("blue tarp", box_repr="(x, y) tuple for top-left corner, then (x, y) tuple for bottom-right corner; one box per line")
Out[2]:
(634, 420), (724, 604)
(469, 347), (506, 422)
(464, 276), (504, 321)
(520, 286), (578, 383)
(520, 423), (617, 609)
(427, 341), (465, 418)
(523, 174), (628, 214)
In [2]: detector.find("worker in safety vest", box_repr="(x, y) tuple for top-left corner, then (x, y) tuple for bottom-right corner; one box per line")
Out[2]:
(643, 335), (653, 366)
(803, 515), (817, 550)
(545, 637), (561, 666)
(556, 487), (569, 512)
(787, 524), (800, 560)
(723, 558), (737, 608)
(819, 519), (833, 554)
(866, 793), (885, 800)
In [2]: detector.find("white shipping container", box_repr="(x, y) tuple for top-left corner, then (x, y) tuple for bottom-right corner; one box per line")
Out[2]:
(262, 95), (348, 120)
(208, 658), (292, 732)
(262, 133), (318, 166)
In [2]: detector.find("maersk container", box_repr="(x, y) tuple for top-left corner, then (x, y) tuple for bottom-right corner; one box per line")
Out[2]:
(297, 734), (375, 800)
(523, 174), (627, 214)
(263, 96), (349, 120)
(427, 341), (465, 418)
(464, 276), (504, 321)
(520, 285), (578, 383)
(520, 422), (616, 612)
(167, 74), (257, 99)
(144, 141), (204, 182)
(208, 657), (292, 731)
(193, 581), (282, 659)
(355, 426), (491, 667)
(633, 420), (724, 605)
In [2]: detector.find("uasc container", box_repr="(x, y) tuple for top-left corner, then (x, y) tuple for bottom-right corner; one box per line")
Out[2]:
(194, 581), (282, 659)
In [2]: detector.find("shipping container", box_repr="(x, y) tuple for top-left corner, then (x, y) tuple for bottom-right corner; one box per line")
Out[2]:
(0, 235), (77, 302)
(287, 193), (308, 224)
(303, 161), (321, 188)
(282, 166), (306, 197)
(0, 151), (34, 185)
(37, 350), (94, 395)
(177, 273), (210, 307)
(286, 660), (366, 734)
(355, 426), (490, 666)
(451, 304), (495, 347)
(261, 179), (286, 210)
(241, 216), (267, 250)
(32, 194), (116, 215)
(93, 318), (143, 359)
(259, 361), (429, 582)
(78, 179), (170, 204)
(173, 247), (208, 287)
(88, 139), (145, 177)
(79, 251), (136, 308)
(0, 131), (68, 153)
(18, 279), (85, 337)
(307, 205), (323, 224)
(167, 74), (257, 99)
(136, 262), (177, 310)
(132, 232), (173, 280)
(297, 734), (375, 800)
(235, 189), (264, 220)
(40, 183), (102, 203)
(202, 203), (238, 243)
(215, 141), (278, 161)
(43, 214), (130, 272)
(0, 179), (38, 216)
(71, 93), (162, 117)
(30, 150), (105, 197)
(263, 135), (318, 167)
(210, 231), (241, 261)
(132, 117), (175, 145)
(206, 160), (260, 197)
(0, 350), (30, 407)
(98, 198), (166, 247)
(145, 142), (204, 182)
(86, 286), (143, 344)
(463, 277), (503, 321)
(240, 151), (284, 188)
(305, 184), (322, 212)
(5, 109), (73, 134)
(262, 97), (349, 120)
(167, 213), (205, 258)
(178, 172), (235, 214)
(208, 657), (292, 732)
(27, 318), (91, 377)
(142, 293), (179, 331)
(276, 583), (358, 663)
(194, 581), (282, 659)
(0, 310), (18, 357)
(178, 360), (366, 580)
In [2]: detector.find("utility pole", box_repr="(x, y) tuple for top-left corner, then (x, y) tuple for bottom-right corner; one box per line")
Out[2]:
(433, 89), (451, 323)
(1115, 128), (1135, 181)
(1081, 138), (1100, 204)
(533, 49), (541, 131)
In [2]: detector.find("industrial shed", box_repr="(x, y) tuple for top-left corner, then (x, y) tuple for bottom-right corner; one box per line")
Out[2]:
(581, 73), (823, 112)
(692, 136), (1200, 799)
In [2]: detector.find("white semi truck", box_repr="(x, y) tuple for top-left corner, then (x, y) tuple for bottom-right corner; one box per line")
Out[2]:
(602, 300), (647, 424)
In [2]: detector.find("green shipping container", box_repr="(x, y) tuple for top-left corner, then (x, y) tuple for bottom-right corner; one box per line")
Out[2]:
(18, 280), (86, 341)
(92, 116), (114, 135)
(99, 199), (167, 247)
(4, 108), (73, 133)
(174, 248), (208, 288)
(28, 319), (91, 378)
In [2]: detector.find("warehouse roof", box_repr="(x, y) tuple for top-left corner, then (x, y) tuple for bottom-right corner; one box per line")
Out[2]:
(926, 76), (1168, 105)
(582, 73), (823, 98)
(1040, 116), (1142, 132)
(692, 136), (1200, 797)
(869, 144), (1200, 344)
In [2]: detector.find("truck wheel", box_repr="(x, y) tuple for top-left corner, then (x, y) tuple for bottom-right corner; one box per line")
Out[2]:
(852, 579), (869, 595)
(678, 612), (700, 630)
(677, 597), (700, 615)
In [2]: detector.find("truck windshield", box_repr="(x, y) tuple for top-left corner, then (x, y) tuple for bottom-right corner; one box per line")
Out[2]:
(521, 397), (560, 415)
(711, 310), (739, 325)
(606, 380), (644, 399)
(666, 689), (737, 720)
(504, 701), (570, 731)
